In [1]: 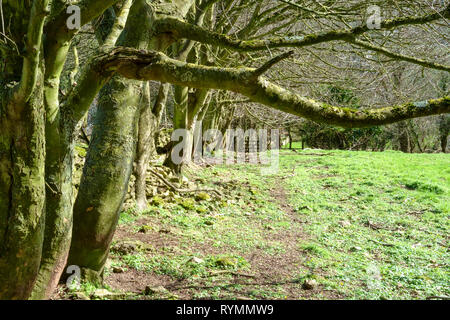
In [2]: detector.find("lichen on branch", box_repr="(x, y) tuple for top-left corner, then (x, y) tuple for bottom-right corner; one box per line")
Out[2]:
(81, 47), (450, 128)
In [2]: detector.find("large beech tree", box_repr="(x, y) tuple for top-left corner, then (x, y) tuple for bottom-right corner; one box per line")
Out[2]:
(0, 0), (449, 299)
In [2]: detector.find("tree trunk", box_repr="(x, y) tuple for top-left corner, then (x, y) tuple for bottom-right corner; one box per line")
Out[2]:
(407, 121), (423, 153)
(439, 115), (449, 153)
(67, 76), (141, 282)
(288, 128), (293, 149)
(0, 78), (46, 300)
(30, 116), (75, 299)
(135, 82), (169, 212)
(441, 136), (448, 153)
(397, 122), (410, 153)
(67, 0), (192, 281)
(135, 82), (154, 212)
(164, 85), (189, 176)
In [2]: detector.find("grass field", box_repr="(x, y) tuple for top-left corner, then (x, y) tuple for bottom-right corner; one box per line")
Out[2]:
(68, 149), (449, 300)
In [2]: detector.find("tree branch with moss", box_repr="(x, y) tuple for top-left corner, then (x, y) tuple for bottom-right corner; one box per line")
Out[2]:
(75, 47), (450, 128)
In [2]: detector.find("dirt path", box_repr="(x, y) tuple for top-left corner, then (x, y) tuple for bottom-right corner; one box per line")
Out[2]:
(103, 169), (343, 300)
(254, 178), (342, 299)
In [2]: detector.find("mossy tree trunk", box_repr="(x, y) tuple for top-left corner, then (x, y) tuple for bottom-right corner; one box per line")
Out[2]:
(0, 0), (48, 300)
(397, 121), (410, 153)
(135, 82), (169, 212)
(439, 115), (449, 153)
(163, 85), (210, 174)
(29, 0), (130, 299)
(163, 85), (190, 176)
(29, 110), (76, 299)
(67, 75), (142, 282)
(0, 79), (47, 300)
(67, 0), (195, 282)
(67, 0), (149, 280)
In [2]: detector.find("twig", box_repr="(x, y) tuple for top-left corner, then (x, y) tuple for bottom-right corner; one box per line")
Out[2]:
(291, 152), (334, 156)
(209, 270), (256, 278)
(148, 169), (222, 197)
(0, 0), (5, 41)
(365, 220), (383, 230)
(369, 239), (395, 247)
(253, 50), (294, 78)
(69, 45), (79, 87)
(81, 126), (90, 145)
(0, 0), (19, 56)
(45, 181), (61, 195)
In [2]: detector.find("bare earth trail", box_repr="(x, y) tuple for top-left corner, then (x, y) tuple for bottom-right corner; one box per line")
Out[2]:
(102, 160), (344, 300)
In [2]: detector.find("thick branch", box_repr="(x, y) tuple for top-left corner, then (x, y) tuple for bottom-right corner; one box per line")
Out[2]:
(85, 47), (450, 128)
(43, 0), (122, 123)
(103, 0), (133, 47)
(253, 50), (294, 78)
(152, 82), (170, 117)
(46, 0), (122, 44)
(43, 0), (122, 99)
(156, 8), (449, 51)
(61, 54), (113, 124)
(349, 38), (450, 72)
(17, 0), (50, 101)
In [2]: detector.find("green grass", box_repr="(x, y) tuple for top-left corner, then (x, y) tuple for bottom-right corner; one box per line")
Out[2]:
(282, 149), (449, 299)
(110, 149), (449, 300)
(120, 252), (250, 279)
